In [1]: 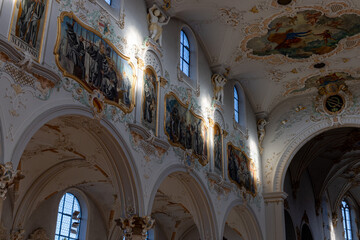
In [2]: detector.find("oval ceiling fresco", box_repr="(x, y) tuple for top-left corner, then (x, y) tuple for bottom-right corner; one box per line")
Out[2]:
(246, 10), (360, 59)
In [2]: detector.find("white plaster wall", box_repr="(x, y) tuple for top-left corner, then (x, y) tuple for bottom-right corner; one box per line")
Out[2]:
(0, 0), (266, 239)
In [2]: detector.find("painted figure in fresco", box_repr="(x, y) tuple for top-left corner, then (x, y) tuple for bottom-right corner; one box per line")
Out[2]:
(179, 116), (186, 147)
(87, 41), (107, 89)
(228, 147), (238, 182)
(214, 128), (222, 172)
(121, 71), (131, 106)
(148, 5), (170, 46)
(170, 107), (180, 142)
(143, 73), (156, 124)
(16, 0), (45, 48)
(65, 21), (85, 80)
(102, 49), (118, 101)
(315, 30), (335, 46)
(269, 29), (312, 50)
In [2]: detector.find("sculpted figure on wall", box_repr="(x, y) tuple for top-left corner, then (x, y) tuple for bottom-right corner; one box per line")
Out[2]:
(212, 73), (227, 105)
(257, 118), (268, 155)
(147, 5), (170, 47)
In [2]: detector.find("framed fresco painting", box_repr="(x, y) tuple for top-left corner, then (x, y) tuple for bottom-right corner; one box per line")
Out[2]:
(141, 66), (159, 135)
(164, 92), (209, 165)
(9, 0), (50, 61)
(54, 12), (136, 113)
(213, 123), (223, 176)
(227, 143), (257, 196)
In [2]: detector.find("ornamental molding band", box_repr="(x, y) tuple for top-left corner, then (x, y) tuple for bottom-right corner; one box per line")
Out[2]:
(0, 37), (61, 87)
(115, 215), (155, 240)
(0, 162), (24, 200)
(54, 12), (137, 114)
(164, 92), (209, 166)
(241, 4), (360, 64)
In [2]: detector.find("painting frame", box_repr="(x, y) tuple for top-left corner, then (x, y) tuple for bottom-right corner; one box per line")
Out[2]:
(141, 65), (160, 136)
(54, 11), (137, 114)
(213, 122), (224, 177)
(8, 0), (50, 62)
(227, 142), (257, 196)
(164, 92), (209, 166)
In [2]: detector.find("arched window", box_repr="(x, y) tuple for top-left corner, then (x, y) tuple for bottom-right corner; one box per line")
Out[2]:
(55, 193), (82, 240)
(180, 30), (190, 77)
(105, 0), (111, 5)
(234, 86), (239, 123)
(341, 200), (353, 240)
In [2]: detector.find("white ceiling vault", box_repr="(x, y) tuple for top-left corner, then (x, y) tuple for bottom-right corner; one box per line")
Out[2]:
(146, 0), (360, 114)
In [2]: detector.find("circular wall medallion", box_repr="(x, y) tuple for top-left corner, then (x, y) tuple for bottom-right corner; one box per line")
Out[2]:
(324, 94), (344, 114)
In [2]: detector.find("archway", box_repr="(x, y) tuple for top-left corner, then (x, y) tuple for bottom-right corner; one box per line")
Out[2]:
(221, 201), (263, 240)
(7, 114), (142, 239)
(147, 168), (217, 240)
(301, 224), (313, 240)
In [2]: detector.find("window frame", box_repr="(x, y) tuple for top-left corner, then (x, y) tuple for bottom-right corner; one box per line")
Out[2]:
(341, 199), (353, 240)
(180, 30), (190, 77)
(55, 192), (82, 240)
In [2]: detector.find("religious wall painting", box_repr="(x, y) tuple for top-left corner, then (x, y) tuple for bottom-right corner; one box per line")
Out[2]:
(213, 123), (223, 175)
(54, 12), (136, 113)
(141, 66), (159, 134)
(227, 143), (256, 195)
(246, 10), (360, 59)
(9, 0), (49, 61)
(285, 72), (355, 95)
(165, 92), (208, 165)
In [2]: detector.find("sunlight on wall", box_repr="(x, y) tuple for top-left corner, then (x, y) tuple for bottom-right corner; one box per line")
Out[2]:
(248, 135), (261, 185)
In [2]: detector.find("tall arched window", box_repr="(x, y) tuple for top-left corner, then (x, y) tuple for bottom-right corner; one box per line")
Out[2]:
(234, 86), (239, 123)
(341, 200), (353, 240)
(105, 0), (112, 5)
(180, 30), (190, 77)
(55, 193), (82, 240)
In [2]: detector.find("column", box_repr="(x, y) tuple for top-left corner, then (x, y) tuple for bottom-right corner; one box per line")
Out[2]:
(116, 215), (155, 240)
(263, 192), (288, 240)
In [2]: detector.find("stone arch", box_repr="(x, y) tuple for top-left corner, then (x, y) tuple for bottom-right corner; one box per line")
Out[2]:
(10, 105), (144, 221)
(221, 199), (263, 240)
(271, 120), (360, 193)
(147, 164), (218, 240)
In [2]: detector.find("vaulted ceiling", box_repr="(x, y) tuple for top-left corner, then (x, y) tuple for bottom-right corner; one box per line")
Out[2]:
(288, 127), (360, 210)
(146, 0), (360, 113)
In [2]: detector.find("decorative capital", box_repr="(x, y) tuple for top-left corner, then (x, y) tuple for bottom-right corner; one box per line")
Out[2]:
(0, 162), (24, 200)
(263, 192), (288, 204)
(116, 215), (155, 240)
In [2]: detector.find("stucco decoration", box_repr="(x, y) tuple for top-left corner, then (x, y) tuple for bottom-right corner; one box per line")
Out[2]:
(246, 10), (360, 59)
(27, 228), (49, 240)
(9, 0), (49, 61)
(285, 72), (356, 96)
(147, 5), (170, 47)
(0, 162), (24, 200)
(54, 12), (137, 114)
(10, 229), (24, 240)
(115, 215), (155, 240)
(144, 50), (163, 78)
(128, 123), (170, 163)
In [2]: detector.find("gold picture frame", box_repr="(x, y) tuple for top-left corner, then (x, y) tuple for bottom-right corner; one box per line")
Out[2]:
(164, 92), (209, 166)
(227, 142), (257, 196)
(54, 11), (137, 113)
(8, 0), (50, 62)
(141, 65), (160, 136)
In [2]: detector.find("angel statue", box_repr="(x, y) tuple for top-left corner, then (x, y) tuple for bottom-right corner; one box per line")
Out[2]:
(147, 5), (170, 47)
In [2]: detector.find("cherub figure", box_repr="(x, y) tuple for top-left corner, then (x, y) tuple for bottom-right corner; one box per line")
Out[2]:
(257, 119), (268, 155)
(212, 74), (227, 104)
(148, 5), (170, 47)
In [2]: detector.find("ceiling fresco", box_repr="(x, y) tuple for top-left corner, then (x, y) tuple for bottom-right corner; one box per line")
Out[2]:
(147, 0), (360, 113)
(246, 10), (360, 59)
(284, 72), (355, 95)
